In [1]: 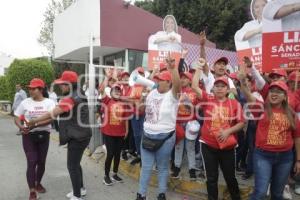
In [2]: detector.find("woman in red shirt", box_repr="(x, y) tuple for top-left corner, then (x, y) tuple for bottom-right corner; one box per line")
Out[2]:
(192, 66), (245, 200)
(100, 84), (130, 186)
(239, 70), (300, 199)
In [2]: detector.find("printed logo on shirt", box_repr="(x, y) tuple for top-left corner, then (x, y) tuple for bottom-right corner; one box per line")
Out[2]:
(267, 113), (290, 146)
(178, 92), (196, 116)
(110, 103), (124, 125)
(209, 106), (231, 135)
(145, 98), (163, 124)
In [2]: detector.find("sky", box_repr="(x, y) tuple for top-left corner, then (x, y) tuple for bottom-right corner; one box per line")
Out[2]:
(0, 0), (51, 59)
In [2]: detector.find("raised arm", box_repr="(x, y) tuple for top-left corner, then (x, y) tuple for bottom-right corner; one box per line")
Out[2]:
(166, 54), (181, 99)
(192, 67), (204, 99)
(274, 3), (300, 19)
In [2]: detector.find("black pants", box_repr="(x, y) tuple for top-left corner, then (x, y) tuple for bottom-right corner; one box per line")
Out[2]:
(122, 122), (135, 153)
(67, 139), (90, 197)
(103, 134), (124, 176)
(202, 143), (241, 200)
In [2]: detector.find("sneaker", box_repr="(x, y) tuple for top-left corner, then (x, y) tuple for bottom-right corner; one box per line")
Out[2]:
(29, 191), (38, 200)
(35, 183), (46, 193)
(121, 151), (128, 161)
(283, 185), (292, 200)
(189, 169), (197, 181)
(171, 167), (180, 179)
(112, 174), (123, 183)
(70, 197), (84, 200)
(295, 185), (300, 195)
(266, 185), (270, 196)
(66, 188), (87, 198)
(157, 193), (166, 200)
(103, 176), (113, 186)
(130, 157), (141, 165)
(136, 193), (146, 200)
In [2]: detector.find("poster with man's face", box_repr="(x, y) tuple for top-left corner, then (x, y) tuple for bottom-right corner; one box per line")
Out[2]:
(148, 15), (182, 70)
(262, 0), (300, 72)
(234, 0), (268, 71)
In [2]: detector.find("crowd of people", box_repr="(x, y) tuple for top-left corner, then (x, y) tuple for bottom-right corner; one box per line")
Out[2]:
(12, 32), (300, 200)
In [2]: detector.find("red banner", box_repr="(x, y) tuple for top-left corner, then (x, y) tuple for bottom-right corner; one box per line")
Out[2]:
(237, 47), (262, 72)
(262, 31), (300, 72)
(148, 50), (181, 70)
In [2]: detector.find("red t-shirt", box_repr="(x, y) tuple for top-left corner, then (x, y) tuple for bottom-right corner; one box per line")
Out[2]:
(260, 83), (300, 112)
(251, 100), (300, 152)
(177, 87), (198, 123)
(199, 92), (245, 149)
(100, 96), (130, 137)
(58, 97), (75, 112)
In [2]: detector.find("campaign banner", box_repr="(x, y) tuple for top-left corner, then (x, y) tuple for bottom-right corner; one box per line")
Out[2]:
(148, 15), (182, 70)
(148, 50), (181, 70)
(237, 47), (262, 71)
(262, 31), (300, 71)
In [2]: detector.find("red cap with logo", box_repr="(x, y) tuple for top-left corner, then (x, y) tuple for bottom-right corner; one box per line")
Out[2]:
(159, 63), (167, 72)
(120, 71), (130, 78)
(155, 71), (172, 81)
(136, 67), (145, 74)
(111, 84), (122, 90)
(180, 72), (193, 81)
(214, 57), (229, 65)
(269, 69), (287, 78)
(28, 78), (45, 88)
(214, 76), (229, 86)
(54, 71), (78, 84)
(269, 81), (289, 93)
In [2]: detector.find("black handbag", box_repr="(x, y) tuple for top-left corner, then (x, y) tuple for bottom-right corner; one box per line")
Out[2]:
(142, 131), (174, 152)
(29, 131), (50, 143)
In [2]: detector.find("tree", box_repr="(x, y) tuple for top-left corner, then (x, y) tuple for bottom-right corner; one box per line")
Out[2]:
(135, 0), (251, 50)
(38, 0), (75, 56)
(0, 76), (10, 101)
(6, 58), (54, 101)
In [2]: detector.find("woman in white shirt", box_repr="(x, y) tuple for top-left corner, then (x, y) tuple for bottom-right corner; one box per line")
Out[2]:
(136, 56), (181, 200)
(14, 78), (55, 200)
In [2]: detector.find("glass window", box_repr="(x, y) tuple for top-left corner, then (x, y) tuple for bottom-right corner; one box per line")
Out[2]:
(128, 50), (148, 72)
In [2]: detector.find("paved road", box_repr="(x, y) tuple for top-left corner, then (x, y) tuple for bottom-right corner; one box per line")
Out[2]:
(0, 114), (194, 200)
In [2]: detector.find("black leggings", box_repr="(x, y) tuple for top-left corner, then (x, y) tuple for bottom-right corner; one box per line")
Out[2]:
(22, 132), (50, 189)
(201, 143), (241, 200)
(103, 134), (124, 176)
(67, 139), (90, 198)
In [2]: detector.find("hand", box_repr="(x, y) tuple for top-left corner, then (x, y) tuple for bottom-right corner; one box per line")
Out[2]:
(25, 120), (35, 128)
(294, 161), (300, 176)
(181, 48), (189, 59)
(165, 52), (176, 70)
(20, 126), (30, 135)
(217, 129), (231, 143)
(243, 56), (253, 68)
(199, 31), (206, 46)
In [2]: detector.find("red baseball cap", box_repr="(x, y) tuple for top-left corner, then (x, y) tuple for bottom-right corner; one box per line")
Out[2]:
(136, 67), (145, 74)
(214, 76), (229, 86)
(54, 71), (78, 84)
(159, 63), (167, 72)
(155, 71), (172, 81)
(288, 71), (300, 82)
(269, 69), (287, 78)
(180, 72), (193, 81)
(111, 84), (122, 90)
(228, 72), (238, 81)
(28, 78), (45, 88)
(120, 71), (130, 78)
(269, 81), (288, 93)
(214, 57), (229, 65)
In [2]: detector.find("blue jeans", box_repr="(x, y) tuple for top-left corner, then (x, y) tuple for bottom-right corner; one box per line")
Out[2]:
(250, 148), (294, 200)
(131, 115), (145, 155)
(174, 138), (196, 169)
(138, 131), (176, 196)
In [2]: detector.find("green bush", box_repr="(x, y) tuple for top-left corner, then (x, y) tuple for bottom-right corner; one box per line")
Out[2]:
(6, 58), (54, 101)
(0, 76), (10, 100)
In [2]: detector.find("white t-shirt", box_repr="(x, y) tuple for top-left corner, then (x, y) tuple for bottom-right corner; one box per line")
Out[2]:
(144, 89), (179, 134)
(263, 0), (300, 32)
(201, 71), (236, 94)
(148, 31), (182, 52)
(48, 91), (58, 105)
(235, 20), (262, 50)
(14, 98), (56, 132)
